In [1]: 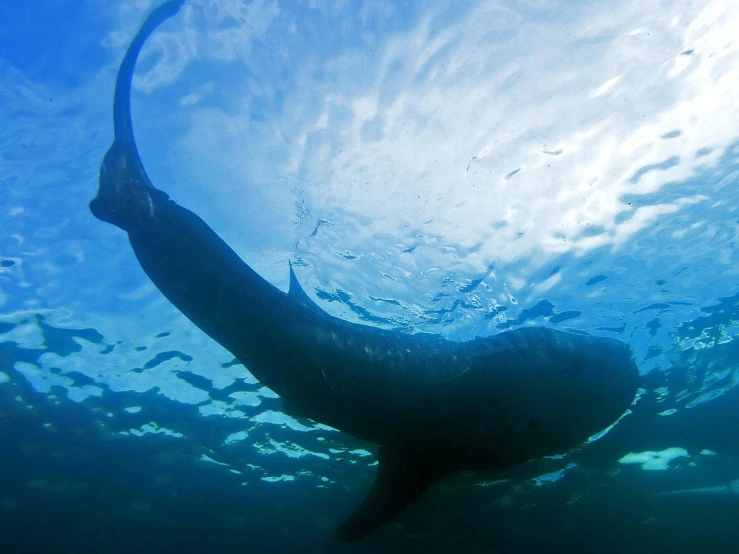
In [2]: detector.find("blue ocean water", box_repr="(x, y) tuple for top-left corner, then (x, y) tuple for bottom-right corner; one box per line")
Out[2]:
(1, 0), (739, 552)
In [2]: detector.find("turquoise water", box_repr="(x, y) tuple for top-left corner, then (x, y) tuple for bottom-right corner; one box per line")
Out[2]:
(2, 0), (739, 552)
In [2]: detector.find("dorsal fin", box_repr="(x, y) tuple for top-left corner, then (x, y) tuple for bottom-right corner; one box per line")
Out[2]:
(288, 262), (327, 315)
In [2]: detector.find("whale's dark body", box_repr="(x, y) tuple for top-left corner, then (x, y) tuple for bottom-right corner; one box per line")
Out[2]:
(90, 0), (640, 541)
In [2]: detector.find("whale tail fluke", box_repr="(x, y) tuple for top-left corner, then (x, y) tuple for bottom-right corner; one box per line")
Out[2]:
(90, 143), (171, 231)
(90, 0), (185, 231)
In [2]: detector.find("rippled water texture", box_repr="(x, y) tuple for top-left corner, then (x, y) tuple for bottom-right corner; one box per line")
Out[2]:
(1, 0), (739, 552)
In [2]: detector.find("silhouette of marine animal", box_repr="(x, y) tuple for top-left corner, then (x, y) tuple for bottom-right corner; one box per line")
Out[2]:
(90, 0), (640, 540)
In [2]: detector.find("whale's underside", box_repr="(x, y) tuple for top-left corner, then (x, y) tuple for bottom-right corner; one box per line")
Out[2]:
(89, 0), (640, 541)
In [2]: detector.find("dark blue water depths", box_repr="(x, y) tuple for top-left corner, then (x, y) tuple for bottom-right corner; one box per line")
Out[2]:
(2, 294), (739, 554)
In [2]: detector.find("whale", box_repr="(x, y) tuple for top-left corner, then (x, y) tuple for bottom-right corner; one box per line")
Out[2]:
(89, 0), (640, 541)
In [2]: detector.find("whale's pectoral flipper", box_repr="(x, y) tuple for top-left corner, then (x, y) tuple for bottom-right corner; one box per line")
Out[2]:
(336, 446), (448, 541)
